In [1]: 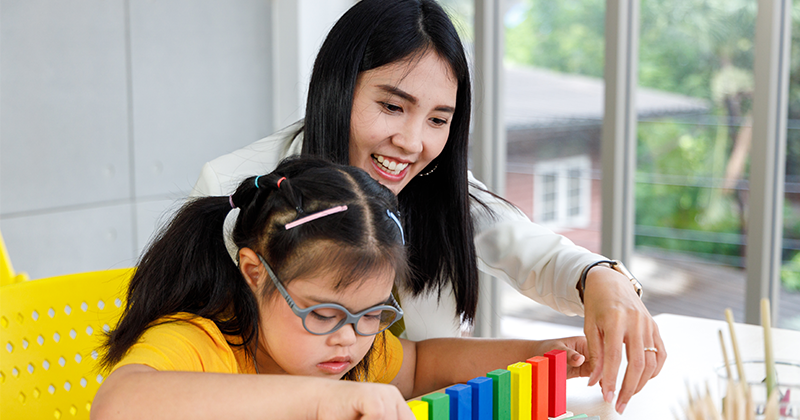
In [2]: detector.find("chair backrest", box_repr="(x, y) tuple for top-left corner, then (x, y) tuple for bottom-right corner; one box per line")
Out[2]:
(1, 267), (134, 420)
(0, 230), (29, 287)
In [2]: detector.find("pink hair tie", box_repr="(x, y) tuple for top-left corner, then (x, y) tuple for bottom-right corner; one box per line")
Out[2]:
(285, 205), (348, 230)
(229, 195), (236, 209)
(277, 177), (286, 188)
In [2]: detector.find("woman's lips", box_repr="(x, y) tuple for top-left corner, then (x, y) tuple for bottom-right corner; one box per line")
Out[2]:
(371, 155), (409, 181)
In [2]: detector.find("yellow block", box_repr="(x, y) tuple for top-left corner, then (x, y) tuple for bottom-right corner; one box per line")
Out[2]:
(509, 362), (532, 420)
(408, 400), (429, 420)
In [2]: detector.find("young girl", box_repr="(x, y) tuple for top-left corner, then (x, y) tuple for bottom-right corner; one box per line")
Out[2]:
(92, 157), (588, 420)
(193, 0), (665, 413)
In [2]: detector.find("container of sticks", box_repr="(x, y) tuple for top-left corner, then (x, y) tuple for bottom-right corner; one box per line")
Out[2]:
(715, 360), (800, 419)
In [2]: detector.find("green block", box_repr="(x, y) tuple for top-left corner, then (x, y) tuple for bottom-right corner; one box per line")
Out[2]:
(421, 392), (450, 420)
(487, 369), (511, 420)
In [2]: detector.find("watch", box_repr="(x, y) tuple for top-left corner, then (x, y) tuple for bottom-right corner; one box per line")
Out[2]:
(577, 259), (643, 303)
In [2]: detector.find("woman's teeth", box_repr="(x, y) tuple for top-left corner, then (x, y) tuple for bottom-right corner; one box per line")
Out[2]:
(373, 155), (409, 175)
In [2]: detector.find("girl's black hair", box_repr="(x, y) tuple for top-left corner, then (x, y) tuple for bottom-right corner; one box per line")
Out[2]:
(102, 157), (407, 382)
(301, 0), (480, 324)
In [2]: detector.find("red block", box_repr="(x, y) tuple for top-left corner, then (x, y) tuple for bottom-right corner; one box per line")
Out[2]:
(525, 356), (549, 420)
(544, 350), (566, 417)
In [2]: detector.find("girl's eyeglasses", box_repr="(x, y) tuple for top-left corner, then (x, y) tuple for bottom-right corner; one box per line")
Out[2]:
(257, 255), (403, 336)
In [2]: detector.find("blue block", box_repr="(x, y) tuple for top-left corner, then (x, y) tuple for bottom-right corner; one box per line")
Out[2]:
(467, 377), (493, 420)
(446, 384), (472, 420)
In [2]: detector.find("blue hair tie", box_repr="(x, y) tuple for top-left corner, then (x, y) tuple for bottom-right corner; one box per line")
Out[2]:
(254, 175), (262, 188)
(386, 210), (405, 245)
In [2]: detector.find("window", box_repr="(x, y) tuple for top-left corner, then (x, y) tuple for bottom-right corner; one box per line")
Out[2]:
(532, 156), (591, 230)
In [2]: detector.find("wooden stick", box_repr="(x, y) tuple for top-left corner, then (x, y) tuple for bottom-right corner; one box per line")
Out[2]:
(725, 309), (746, 384)
(761, 298), (776, 399)
(763, 390), (780, 420)
(718, 329), (733, 382)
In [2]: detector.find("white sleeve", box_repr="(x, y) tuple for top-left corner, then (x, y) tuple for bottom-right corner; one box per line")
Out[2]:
(189, 122), (305, 198)
(191, 162), (225, 197)
(469, 171), (605, 316)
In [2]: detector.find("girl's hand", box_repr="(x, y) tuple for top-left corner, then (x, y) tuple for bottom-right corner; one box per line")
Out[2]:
(316, 381), (415, 420)
(534, 336), (591, 379)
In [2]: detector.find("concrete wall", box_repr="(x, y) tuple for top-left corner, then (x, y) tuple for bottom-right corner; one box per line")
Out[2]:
(0, 0), (274, 278)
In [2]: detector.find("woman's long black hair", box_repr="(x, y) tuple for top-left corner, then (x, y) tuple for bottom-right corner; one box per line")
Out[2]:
(102, 157), (408, 381)
(301, 0), (480, 324)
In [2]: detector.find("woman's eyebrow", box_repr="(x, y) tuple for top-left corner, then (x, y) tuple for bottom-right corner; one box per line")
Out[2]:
(377, 84), (455, 114)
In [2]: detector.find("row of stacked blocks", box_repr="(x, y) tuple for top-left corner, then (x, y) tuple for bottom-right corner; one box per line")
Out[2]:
(407, 350), (599, 420)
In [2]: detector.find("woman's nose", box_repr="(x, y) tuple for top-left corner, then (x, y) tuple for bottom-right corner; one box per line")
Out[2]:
(391, 122), (424, 154)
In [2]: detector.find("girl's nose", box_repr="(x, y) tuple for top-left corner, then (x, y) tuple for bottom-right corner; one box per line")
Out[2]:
(327, 323), (358, 347)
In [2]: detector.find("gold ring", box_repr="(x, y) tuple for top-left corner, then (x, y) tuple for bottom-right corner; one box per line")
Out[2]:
(644, 347), (658, 353)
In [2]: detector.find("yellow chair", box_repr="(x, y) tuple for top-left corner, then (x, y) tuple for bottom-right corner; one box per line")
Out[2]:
(1, 267), (134, 420)
(1, 230), (29, 287)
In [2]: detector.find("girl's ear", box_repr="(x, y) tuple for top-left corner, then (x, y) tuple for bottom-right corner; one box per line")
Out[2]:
(238, 247), (265, 294)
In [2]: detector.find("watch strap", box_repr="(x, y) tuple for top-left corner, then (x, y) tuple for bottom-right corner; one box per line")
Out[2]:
(577, 259), (642, 303)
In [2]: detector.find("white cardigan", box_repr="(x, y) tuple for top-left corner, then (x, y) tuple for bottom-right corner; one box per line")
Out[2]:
(192, 122), (604, 340)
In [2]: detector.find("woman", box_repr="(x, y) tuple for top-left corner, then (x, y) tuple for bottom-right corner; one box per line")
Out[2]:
(192, 0), (664, 413)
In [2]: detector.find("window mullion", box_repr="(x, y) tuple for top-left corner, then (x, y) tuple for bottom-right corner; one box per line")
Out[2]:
(601, 0), (639, 263)
(745, 0), (792, 324)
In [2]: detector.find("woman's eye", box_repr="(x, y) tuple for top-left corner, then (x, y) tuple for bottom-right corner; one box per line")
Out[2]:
(381, 102), (402, 113)
(431, 117), (448, 127)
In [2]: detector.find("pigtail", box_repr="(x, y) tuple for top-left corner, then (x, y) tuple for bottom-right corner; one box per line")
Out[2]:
(101, 196), (259, 371)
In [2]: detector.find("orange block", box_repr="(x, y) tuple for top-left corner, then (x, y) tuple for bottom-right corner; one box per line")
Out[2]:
(526, 356), (549, 420)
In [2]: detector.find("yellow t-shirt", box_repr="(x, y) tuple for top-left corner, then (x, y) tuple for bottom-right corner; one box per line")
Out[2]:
(112, 313), (403, 383)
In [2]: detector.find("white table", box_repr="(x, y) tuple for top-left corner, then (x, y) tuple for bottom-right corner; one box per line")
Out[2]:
(562, 314), (800, 419)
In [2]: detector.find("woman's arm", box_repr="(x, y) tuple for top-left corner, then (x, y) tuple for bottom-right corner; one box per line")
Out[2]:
(468, 172), (666, 414)
(92, 364), (414, 420)
(391, 336), (589, 399)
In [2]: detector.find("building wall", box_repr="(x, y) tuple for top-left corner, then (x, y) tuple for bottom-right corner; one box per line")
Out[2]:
(0, 0), (274, 279)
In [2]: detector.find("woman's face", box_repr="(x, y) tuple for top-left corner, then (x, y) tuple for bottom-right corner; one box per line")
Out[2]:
(349, 51), (458, 195)
(255, 265), (396, 379)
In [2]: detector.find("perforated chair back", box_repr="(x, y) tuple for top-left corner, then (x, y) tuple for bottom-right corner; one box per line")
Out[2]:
(1, 268), (134, 419)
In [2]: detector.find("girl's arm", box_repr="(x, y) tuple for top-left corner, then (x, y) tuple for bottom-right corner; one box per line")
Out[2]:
(92, 364), (414, 420)
(391, 336), (590, 399)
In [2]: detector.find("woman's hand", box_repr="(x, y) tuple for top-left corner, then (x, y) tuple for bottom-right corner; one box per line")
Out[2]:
(315, 381), (416, 420)
(582, 266), (667, 414)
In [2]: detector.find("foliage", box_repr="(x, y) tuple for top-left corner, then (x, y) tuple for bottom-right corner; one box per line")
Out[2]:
(635, 119), (743, 259)
(503, 0), (800, 289)
(780, 251), (800, 292)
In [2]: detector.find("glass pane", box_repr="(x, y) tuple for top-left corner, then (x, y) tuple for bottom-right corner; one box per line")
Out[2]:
(780, 6), (800, 331)
(635, 0), (755, 324)
(501, 0), (606, 328)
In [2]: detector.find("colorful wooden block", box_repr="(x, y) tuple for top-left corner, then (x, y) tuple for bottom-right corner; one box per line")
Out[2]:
(467, 376), (494, 420)
(422, 392), (450, 420)
(408, 400), (429, 420)
(526, 356), (549, 420)
(547, 412), (574, 420)
(544, 350), (567, 417)
(446, 384), (472, 420)
(487, 369), (511, 420)
(508, 362), (532, 420)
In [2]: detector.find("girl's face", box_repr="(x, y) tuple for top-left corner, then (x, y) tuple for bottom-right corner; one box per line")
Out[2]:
(349, 51), (458, 195)
(255, 264), (396, 379)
